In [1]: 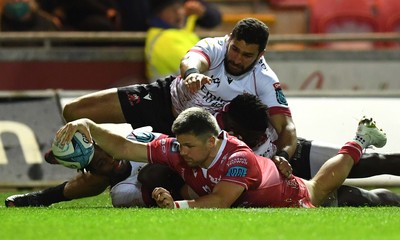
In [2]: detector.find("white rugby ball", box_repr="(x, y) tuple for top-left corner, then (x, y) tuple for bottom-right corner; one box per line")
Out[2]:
(51, 131), (94, 169)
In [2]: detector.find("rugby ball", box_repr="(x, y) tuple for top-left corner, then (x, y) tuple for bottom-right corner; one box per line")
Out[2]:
(51, 131), (94, 169)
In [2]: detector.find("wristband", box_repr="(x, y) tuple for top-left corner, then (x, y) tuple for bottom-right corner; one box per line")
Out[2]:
(183, 68), (199, 79)
(276, 150), (289, 160)
(174, 200), (190, 209)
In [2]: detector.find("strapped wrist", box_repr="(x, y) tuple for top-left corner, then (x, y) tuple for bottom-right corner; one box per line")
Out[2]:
(174, 200), (190, 209)
(183, 68), (200, 79)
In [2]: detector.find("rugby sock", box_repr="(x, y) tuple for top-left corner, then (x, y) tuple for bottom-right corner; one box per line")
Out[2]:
(37, 181), (71, 206)
(338, 141), (363, 165)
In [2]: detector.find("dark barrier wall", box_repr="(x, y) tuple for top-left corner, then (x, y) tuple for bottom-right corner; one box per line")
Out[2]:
(0, 93), (75, 187)
(1, 48), (400, 91)
(0, 48), (147, 90)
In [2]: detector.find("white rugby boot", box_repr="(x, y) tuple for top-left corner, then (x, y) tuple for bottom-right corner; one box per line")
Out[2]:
(354, 117), (387, 149)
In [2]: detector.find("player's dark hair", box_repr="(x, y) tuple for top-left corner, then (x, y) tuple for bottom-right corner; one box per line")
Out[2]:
(231, 18), (269, 52)
(227, 93), (269, 132)
(172, 107), (220, 140)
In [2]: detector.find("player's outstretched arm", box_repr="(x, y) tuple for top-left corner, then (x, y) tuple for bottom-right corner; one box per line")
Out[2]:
(55, 118), (149, 163)
(153, 181), (244, 209)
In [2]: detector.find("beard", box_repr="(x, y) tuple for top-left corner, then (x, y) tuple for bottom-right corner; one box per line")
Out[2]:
(224, 53), (259, 76)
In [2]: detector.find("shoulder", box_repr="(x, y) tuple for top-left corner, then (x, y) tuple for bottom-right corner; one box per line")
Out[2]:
(194, 36), (227, 50)
(255, 57), (279, 81)
(224, 138), (258, 167)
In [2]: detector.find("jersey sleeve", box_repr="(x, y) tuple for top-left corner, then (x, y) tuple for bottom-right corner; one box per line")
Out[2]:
(220, 150), (261, 190)
(188, 36), (227, 69)
(147, 138), (181, 168)
(256, 59), (292, 117)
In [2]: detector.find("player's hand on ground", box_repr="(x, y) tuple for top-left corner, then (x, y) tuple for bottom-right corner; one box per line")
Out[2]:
(55, 118), (93, 146)
(152, 187), (175, 209)
(272, 156), (293, 178)
(184, 73), (212, 94)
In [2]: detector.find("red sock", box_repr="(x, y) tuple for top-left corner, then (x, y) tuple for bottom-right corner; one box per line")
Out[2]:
(338, 141), (363, 165)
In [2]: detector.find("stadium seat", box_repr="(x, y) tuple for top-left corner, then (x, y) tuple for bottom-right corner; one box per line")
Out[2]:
(308, 0), (379, 49)
(376, 0), (400, 47)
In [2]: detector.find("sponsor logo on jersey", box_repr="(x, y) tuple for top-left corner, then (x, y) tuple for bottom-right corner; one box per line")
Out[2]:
(160, 138), (167, 153)
(286, 178), (299, 189)
(209, 174), (221, 184)
(226, 166), (248, 177)
(227, 76), (234, 84)
(143, 93), (152, 100)
(210, 75), (221, 87)
(127, 93), (140, 106)
(202, 185), (212, 193)
(227, 157), (248, 167)
(200, 86), (227, 108)
(130, 132), (155, 143)
(170, 140), (180, 153)
(258, 58), (267, 70)
(273, 82), (288, 106)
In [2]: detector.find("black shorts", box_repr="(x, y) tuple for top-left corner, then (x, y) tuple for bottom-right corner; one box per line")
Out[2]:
(289, 137), (312, 180)
(117, 76), (176, 135)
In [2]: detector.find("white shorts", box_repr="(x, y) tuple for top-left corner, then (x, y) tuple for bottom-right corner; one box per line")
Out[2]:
(109, 161), (147, 207)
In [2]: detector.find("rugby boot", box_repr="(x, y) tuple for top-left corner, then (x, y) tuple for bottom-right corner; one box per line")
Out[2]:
(5, 192), (50, 207)
(355, 117), (387, 148)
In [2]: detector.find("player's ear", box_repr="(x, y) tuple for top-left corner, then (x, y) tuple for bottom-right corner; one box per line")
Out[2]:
(208, 136), (217, 148)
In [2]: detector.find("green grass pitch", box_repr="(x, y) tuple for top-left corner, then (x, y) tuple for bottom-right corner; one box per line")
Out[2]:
(1, 191), (400, 240)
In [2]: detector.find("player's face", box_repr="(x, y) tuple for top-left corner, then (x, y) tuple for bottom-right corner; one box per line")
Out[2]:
(224, 38), (264, 76)
(86, 147), (117, 176)
(176, 133), (214, 168)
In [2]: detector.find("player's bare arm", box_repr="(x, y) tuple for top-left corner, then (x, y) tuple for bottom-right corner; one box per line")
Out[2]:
(269, 114), (298, 160)
(153, 181), (245, 209)
(180, 52), (212, 93)
(55, 118), (149, 163)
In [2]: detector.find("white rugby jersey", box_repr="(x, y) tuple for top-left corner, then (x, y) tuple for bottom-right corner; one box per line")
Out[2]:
(170, 35), (290, 116)
(252, 126), (279, 159)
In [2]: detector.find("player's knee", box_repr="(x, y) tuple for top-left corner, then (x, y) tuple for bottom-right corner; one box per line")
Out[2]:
(63, 101), (80, 122)
(63, 98), (92, 122)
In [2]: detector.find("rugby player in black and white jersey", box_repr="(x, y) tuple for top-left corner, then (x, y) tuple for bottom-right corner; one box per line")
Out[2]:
(62, 18), (297, 173)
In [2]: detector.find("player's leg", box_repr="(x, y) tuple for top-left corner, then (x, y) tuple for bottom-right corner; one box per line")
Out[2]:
(306, 117), (387, 206)
(63, 88), (126, 123)
(63, 172), (110, 199)
(307, 141), (341, 178)
(307, 142), (400, 178)
(348, 153), (400, 178)
(337, 185), (400, 207)
(5, 173), (109, 207)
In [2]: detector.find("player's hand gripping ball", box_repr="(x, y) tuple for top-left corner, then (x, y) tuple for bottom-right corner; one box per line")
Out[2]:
(51, 131), (94, 169)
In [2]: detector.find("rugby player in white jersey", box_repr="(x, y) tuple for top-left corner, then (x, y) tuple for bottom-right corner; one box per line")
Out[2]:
(62, 18), (297, 170)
